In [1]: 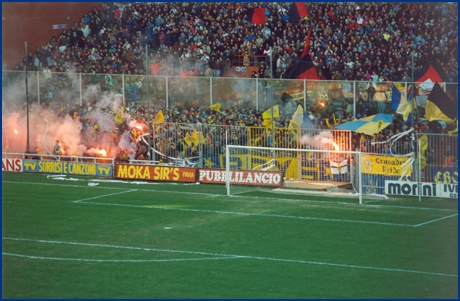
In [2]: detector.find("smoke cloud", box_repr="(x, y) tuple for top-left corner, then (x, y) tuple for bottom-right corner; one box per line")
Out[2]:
(299, 130), (338, 150)
(2, 71), (136, 158)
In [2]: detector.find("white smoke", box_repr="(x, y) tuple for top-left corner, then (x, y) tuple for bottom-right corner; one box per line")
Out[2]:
(1, 70), (133, 158)
(299, 130), (338, 150)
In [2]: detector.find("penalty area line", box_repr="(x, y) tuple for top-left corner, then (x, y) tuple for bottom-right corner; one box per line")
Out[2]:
(75, 200), (414, 227)
(3, 237), (457, 278)
(413, 213), (458, 227)
(72, 189), (138, 203)
(3, 180), (457, 212)
(1, 252), (235, 263)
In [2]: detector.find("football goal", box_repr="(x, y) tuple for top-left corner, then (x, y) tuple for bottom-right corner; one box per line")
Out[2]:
(225, 145), (363, 204)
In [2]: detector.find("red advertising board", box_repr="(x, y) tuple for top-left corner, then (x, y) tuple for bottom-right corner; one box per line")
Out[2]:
(115, 164), (197, 182)
(2, 158), (22, 172)
(198, 168), (284, 187)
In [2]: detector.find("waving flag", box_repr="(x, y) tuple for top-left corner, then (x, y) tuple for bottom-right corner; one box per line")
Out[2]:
(391, 84), (409, 114)
(284, 54), (320, 80)
(284, 28), (320, 81)
(262, 105), (280, 119)
(418, 134), (428, 170)
(415, 56), (449, 83)
(244, 8), (266, 25)
(114, 105), (125, 124)
(330, 160), (348, 174)
(301, 27), (313, 58)
(425, 83), (457, 123)
(154, 110), (165, 122)
(289, 105), (304, 128)
(288, 2), (309, 23)
(209, 103), (221, 112)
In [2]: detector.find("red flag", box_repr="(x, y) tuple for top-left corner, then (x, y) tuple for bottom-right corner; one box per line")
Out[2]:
(245, 8), (266, 25)
(288, 3), (309, 23)
(416, 65), (448, 83)
(415, 55), (449, 83)
(284, 54), (320, 80)
(301, 28), (313, 58)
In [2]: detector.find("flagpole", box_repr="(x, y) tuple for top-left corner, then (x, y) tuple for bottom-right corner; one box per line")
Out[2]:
(270, 48), (274, 147)
(411, 53), (418, 183)
(146, 45), (151, 160)
(25, 41), (30, 155)
(411, 53), (416, 119)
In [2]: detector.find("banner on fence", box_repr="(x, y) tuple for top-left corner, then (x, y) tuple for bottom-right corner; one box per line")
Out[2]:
(22, 160), (112, 177)
(203, 153), (354, 181)
(431, 167), (458, 184)
(198, 168), (283, 187)
(362, 154), (411, 176)
(2, 158), (22, 172)
(115, 164), (196, 182)
(217, 154), (299, 179)
(385, 180), (457, 199)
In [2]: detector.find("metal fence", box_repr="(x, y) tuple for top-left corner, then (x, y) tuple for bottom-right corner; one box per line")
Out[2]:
(358, 133), (458, 196)
(3, 70), (458, 119)
(147, 122), (351, 163)
(418, 133), (458, 184)
(2, 70), (457, 198)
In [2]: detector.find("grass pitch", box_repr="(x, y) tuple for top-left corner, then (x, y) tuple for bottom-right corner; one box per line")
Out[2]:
(2, 172), (458, 298)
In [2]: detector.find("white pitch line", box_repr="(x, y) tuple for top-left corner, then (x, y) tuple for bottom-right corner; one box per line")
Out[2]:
(1, 253), (233, 263)
(3, 180), (458, 212)
(72, 189), (138, 203)
(413, 213), (459, 227)
(2, 237), (242, 258)
(76, 200), (414, 227)
(2, 181), (223, 198)
(4, 182), (450, 227)
(3, 237), (457, 278)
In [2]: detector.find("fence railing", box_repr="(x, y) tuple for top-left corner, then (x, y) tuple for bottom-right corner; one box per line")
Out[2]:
(2, 70), (457, 198)
(3, 70), (458, 120)
(2, 131), (457, 199)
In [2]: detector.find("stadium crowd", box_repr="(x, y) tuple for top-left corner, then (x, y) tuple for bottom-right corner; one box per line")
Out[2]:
(14, 2), (458, 82)
(5, 2), (458, 166)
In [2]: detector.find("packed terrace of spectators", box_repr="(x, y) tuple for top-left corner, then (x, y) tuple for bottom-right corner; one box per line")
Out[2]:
(13, 2), (458, 82)
(4, 2), (458, 165)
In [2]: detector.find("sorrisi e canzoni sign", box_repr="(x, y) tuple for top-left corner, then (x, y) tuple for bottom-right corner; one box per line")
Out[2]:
(115, 164), (197, 183)
(198, 168), (284, 187)
(22, 160), (112, 177)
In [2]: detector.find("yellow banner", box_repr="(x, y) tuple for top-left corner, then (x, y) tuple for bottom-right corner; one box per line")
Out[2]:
(362, 154), (412, 176)
(262, 105), (280, 119)
(155, 110), (165, 122)
(209, 103), (221, 112)
(219, 153), (299, 178)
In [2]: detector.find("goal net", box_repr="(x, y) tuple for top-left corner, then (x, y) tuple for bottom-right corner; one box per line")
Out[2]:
(225, 145), (363, 204)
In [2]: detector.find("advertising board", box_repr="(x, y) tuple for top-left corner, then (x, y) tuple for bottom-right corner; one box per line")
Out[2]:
(2, 158), (22, 172)
(385, 180), (457, 199)
(115, 164), (197, 182)
(22, 160), (113, 177)
(198, 168), (283, 187)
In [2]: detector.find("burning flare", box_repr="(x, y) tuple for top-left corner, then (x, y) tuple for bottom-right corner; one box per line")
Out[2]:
(321, 138), (340, 150)
(98, 149), (107, 157)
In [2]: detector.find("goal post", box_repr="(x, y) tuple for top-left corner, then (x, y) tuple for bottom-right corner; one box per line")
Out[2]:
(225, 145), (363, 204)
